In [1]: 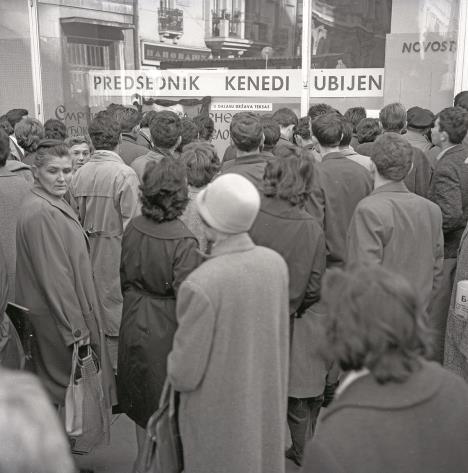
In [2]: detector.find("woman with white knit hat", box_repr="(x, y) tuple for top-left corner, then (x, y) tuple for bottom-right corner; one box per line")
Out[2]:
(168, 173), (290, 473)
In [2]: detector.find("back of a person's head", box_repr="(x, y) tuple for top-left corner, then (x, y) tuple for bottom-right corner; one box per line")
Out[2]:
(322, 264), (429, 384)
(454, 90), (468, 111)
(44, 119), (67, 141)
(111, 106), (142, 133)
(339, 118), (354, 147)
(344, 106), (366, 132)
(379, 102), (407, 132)
(311, 112), (343, 147)
(260, 116), (281, 146)
(149, 111), (181, 149)
(263, 150), (314, 207)
(180, 142), (220, 187)
(0, 369), (75, 473)
(437, 106), (468, 144)
(371, 133), (413, 181)
(0, 128), (10, 166)
(193, 114), (215, 141)
(0, 115), (13, 136)
(15, 118), (44, 153)
(140, 110), (158, 128)
(6, 108), (28, 128)
(88, 113), (121, 151)
(230, 112), (263, 152)
(308, 103), (334, 121)
(293, 116), (312, 141)
(178, 117), (199, 151)
(272, 107), (298, 127)
(357, 118), (382, 144)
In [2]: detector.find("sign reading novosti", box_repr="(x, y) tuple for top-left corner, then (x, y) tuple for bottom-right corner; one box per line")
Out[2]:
(89, 69), (384, 98)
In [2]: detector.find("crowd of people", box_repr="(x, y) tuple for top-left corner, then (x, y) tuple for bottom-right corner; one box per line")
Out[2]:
(2, 94), (468, 472)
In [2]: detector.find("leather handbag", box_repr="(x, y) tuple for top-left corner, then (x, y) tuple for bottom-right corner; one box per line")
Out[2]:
(134, 379), (184, 473)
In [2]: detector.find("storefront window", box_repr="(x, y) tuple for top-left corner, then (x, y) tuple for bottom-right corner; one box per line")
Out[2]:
(0, 0), (463, 156)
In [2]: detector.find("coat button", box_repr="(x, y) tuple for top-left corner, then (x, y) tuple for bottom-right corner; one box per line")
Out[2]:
(74, 329), (82, 338)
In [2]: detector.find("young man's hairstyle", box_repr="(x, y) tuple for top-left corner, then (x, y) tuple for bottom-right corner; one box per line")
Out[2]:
(64, 134), (94, 153)
(311, 112), (343, 147)
(260, 117), (281, 147)
(140, 157), (188, 222)
(437, 106), (468, 144)
(322, 264), (430, 384)
(293, 116), (312, 141)
(263, 151), (315, 207)
(454, 90), (468, 111)
(149, 111), (181, 149)
(357, 118), (382, 144)
(272, 107), (298, 127)
(344, 107), (366, 132)
(180, 142), (220, 187)
(0, 115), (13, 136)
(111, 107), (142, 133)
(88, 114), (121, 151)
(140, 110), (158, 128)
(178, 117), (199, 152)
(371, 133), (413, 181)
(379, 102), (407, 132)
(308, 103), (334, 121)
(230, 112), (263, 152)
(6, 108), (28, 129)
(0, 128), (10, 166)
(15, 118), (44, 153)
(339, 119), (354, 146)
(44, 119), (67, 141)
(193, 114), (215, 141)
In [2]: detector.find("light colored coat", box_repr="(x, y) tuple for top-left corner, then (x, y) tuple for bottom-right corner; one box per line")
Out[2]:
(70, 150), (140, 336)
(347, 181), (444, 313)
(168, 233), (289, 473)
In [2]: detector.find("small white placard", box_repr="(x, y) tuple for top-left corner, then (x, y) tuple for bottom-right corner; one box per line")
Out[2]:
(211, 103), (273, 112)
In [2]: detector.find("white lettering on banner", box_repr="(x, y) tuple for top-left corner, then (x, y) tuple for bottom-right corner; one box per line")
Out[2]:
(211, 103), (273, 111)
(89, 69), (384, 98)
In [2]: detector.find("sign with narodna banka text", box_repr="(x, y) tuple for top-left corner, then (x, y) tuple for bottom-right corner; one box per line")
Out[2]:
(89, 69), (384, 98)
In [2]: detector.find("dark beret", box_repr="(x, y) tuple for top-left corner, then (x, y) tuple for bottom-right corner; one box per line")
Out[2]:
(407, 106), (435, 129)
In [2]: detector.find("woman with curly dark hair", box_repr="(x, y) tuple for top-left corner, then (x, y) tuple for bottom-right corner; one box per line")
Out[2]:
(249, 151), (334, 467)
(117, 157), (201, 464)
(15, 118), (44, 165)
(303, 264), (468, 473)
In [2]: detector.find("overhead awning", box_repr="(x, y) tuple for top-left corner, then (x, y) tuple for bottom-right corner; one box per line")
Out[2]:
(60, 17), (133, 41)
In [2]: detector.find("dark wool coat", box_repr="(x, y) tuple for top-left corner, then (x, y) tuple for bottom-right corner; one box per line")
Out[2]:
(220, 153), (267, 190)
(168, 234), (289, 473)
(347, 181), (444, 313)
(15, 186), (116, 407)
(117, 216), (201, 427)
(119, 133), (151, 166)
(429, 144), (468, 258)
(308, 152), (373, 267)
(303, 360), (468, 473)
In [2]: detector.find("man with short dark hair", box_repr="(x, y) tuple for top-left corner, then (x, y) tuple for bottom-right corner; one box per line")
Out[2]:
(272, 107), (298, 145)
(344, 106), (366, 148)
(44, 119), (67, 141)
(307, 103), (334, 122)
(131, 110), (181, 181)
(260, 116), (280, 159)
(220, 112), (266, 189)
(5, 108), (28, 160)
(429, 106), (468, 362)
(347, 132), (443, 314)
(111, 107), (148, 166)
(70, 113), (140, 368)
(308, 112), (372, 267)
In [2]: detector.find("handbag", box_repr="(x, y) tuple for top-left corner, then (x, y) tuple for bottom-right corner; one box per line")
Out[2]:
(65, 343), (110, 454)
(134, 379), (184, 473)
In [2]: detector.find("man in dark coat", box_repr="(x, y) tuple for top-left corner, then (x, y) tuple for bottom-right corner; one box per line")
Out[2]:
(347, 133), (444, 314)
(428, 106), (468, 362)
(308, 112), (373, 268)
(220, 112), (267, 190)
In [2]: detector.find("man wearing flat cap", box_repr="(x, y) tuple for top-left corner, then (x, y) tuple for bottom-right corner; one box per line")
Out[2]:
(406, 106), (441, 166)
(168, 174), (289, 473)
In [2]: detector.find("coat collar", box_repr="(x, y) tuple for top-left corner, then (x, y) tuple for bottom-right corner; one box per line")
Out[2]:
(131, 215), (195, 240)
(260, 195), (312, 220)
(31, 185), (81, 224)
(322, 151), (346, 161)
(228, 153), (266, 166)
(438, 143), (465, 161)
(121, 132), (137, 143)
(371, 180), (409, 195)
(322, 360), (444, 419)
(207, 232), (255, 258)
(0, 166), (14, 177)
(90, 149), (125, 164)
